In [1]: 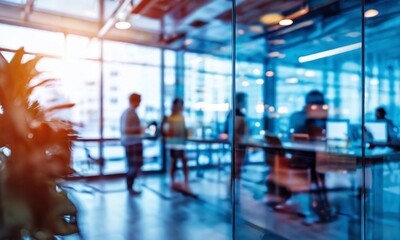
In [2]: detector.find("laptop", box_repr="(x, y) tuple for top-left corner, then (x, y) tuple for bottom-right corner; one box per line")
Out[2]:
(326, 120), (349, 147)
(364, 121), (388, 143)
(326, 120), (349, 141)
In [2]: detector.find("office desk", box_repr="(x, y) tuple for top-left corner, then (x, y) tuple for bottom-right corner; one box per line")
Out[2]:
(242, 140), (400, 228)
(243, 140), (399, 163)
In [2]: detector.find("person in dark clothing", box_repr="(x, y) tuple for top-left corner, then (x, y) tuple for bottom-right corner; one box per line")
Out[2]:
(375, 106), (399, 143)
(289, 90), (327, 139)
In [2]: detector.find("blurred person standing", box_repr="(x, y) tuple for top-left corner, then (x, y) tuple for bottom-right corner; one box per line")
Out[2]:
(224, 93), (249, 182)
(161, 98), (191, 192)
(121, 93), (143, 194)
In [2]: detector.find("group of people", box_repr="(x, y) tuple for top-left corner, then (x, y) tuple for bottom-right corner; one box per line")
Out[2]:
(120, 93), (190, 194)
(120, 91), (399, 198)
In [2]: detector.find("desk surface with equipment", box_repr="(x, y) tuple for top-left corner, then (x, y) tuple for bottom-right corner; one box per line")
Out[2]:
(241, 137), (400, 226)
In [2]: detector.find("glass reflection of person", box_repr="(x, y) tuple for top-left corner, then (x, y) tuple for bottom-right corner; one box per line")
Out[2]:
(287, 90), (327, 199)
(161, 98), (190, 192)
(375, 106), (399, 143)
(226, 92), (249, 180)
(289, 90), (327, 139)
(120, 93), (143, 194)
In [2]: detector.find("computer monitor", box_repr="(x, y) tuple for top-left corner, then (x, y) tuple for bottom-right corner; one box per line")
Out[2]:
(326, 120), (349, 141)
(364, 122), (388, 143)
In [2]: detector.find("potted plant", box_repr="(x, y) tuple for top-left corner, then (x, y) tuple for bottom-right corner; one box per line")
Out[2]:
(0, 48), (79, 239)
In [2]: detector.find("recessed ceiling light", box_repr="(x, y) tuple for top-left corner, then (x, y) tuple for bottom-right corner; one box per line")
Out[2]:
(249, 25), (264, 33)
(260, 13), (283, 25)
(269, 39), (285, 45)
(256, 78), (264, 85)
(184, 39), (193, 45)
(115, 21), (131, 30)
(365, 9), (379, 18)
(346, 32), (361, 38)
(285, 77), (298, 84)
(279, 19), (293, 26)
(265, 71), (274, 77)
(242, 81), (250, 87)
(268, 51), (281, 58)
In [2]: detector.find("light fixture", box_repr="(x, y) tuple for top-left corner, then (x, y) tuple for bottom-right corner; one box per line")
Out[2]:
(268, 39), (285, 45)
(279, 19), (293, 26)
(298, 42), (362, 63)
(249, 25), (264, 33)
(238, 29), (245, 35)
(268, 51), (281, 58)
(260, 13), (283, 25)
(184, 39), (193, 45)
(266, 71), (274, 77)
(256, 78), (264, 85)
(365, 9), (379, 18)
(242, 81), (250, 87)
(268, 106), (275, 112)
(285, 77), (298, 84)
(115, 21), (131, 30)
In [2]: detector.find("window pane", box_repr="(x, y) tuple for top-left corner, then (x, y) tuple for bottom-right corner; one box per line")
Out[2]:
(34, 58), (101, 138)
(66, 34), (100, 59)
(35, 0), (99, 20)
(103, 40), (161, 65)
(0, 23), (64, 56)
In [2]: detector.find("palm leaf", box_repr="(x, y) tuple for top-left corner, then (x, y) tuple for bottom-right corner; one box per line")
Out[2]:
(43, 103), (75, 113)
(27, 78), (58, 96)
(8, 48), (24, 69)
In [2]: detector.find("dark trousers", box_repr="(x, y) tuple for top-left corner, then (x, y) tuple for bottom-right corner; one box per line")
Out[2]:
(125, 143), (143, 189)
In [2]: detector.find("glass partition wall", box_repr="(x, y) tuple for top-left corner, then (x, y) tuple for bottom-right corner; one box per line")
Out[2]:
(364, 0), (400, 239)
(233, 0), (400, 239)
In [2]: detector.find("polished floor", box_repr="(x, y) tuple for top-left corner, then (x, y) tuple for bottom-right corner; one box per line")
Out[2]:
(62, 164), (400, 240)
(63, 172), (232, 240)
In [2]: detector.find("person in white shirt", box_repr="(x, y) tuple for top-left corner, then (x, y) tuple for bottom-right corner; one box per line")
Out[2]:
(120, 93), (143, 193)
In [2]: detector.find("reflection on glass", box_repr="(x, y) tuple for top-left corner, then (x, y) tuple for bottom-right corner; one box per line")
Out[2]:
(234, 0), (364, 239)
